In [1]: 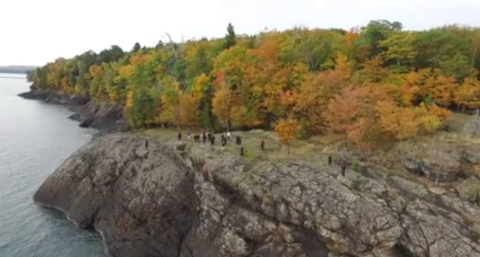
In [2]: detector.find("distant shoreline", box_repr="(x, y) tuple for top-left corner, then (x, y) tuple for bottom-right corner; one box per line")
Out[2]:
(0, 73), (27, 80)
(0, 76), (26, 79)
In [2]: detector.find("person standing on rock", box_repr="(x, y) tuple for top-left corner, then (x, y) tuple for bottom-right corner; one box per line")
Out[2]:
(260, 139), (265, 151)
(202, 133), (207, 143)
(178, 132), (182, 140)
(340, 162), (346, 177)
(328, 155), (332, 166)
(187, 131), (191, 140)
(227, 132), (231, 141)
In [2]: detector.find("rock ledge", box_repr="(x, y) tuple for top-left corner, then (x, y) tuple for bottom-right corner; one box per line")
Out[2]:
(34, 133), (480, 257)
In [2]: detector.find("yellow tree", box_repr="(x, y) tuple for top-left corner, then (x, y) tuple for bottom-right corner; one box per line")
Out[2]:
(375, 100), (419, 140)
(293, 72), (324, 131)
(178, 93), (201, 128)
(158, 76), (181, 128)
(333, 52), (353, 80)
(190, 73), (210, 97)
(60, 77), (69, 91)
(453, 77), (480, 112)
(323, 85), (389, 149)
(275, 118), (299, 154)
(261, 66), (294, 119)
(423, 69), (457, 107)
(314, 52), (353, 101)
(88, 64), (105, 101)
(414, 103), (443, 134)
(211, 80), (232, 131)
(359, 56), (390, 83)
(378, 32), (417, 67)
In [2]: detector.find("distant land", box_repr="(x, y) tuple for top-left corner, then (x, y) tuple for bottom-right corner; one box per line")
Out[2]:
(0, 65), (37, 74)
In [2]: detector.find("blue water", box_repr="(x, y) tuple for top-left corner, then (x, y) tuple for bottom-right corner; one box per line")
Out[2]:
(0, 75), (107, 257)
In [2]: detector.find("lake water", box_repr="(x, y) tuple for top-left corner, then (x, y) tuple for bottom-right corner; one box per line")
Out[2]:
(0, 74), (107, 257)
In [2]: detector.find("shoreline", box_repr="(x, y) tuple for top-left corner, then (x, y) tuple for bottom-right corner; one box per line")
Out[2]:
(20, 86), (125, 256)
(31, 132), (480, 257)
(34, 201), (111, 257)
(18, 87), (128, 134)
(21, 87), (124, 256)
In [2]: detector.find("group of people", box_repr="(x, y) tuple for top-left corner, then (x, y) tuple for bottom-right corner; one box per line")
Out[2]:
(177, 130), (348, 176)
(177, 131), (267, 157)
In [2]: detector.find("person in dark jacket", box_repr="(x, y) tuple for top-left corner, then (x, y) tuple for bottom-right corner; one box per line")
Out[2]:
(260, 139), (265, 151)
(340, 162), (346, 177)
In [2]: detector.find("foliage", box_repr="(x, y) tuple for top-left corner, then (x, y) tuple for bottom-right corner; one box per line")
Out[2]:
(178, 93), (201, 128)
(275, 119), (299, 154)
(211, 78), (232, 131)
(351, 158), (361, 173)
(31, 20), (480, 149)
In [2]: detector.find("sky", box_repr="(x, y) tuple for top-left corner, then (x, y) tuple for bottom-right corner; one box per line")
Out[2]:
(1, 0), (480, 66)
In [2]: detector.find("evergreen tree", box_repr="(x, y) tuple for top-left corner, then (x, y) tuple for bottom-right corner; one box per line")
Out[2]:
(224, 23), (236, 50)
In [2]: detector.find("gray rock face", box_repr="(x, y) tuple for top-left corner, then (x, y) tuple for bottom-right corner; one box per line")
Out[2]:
(456, 176), (480, 203)
(69, 101), (127, 132)
(394, 142), (462, 182)
(18, 89), (126, 132)
(34, 134), (480, 257)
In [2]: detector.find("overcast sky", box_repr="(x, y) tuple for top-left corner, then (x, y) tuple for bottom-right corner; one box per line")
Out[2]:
(1, 0), (479, 66)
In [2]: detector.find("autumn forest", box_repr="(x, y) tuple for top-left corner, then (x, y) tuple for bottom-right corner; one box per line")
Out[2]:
(28, 20), (480, 149)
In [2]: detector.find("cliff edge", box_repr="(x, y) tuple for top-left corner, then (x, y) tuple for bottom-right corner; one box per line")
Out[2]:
(34, 133), (480, 257)
(18, 88), (127, 132)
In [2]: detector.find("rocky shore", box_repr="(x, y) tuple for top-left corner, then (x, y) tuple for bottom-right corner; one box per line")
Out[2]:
(33, 133), (480, 257)
(18, 88), (128, 132)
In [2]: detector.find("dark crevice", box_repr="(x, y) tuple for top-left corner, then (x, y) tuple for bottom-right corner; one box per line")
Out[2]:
(391, 242), (417, 257)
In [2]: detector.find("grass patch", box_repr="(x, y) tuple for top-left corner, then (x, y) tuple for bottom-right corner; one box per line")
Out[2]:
(142, 128), (340, 167)
(140, 114), (480, 191)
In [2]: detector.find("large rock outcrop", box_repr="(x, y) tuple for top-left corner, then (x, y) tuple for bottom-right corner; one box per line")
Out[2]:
(19, 89), (127, 132)
(34, 133), (480, 257)
(68, 101), (127, 132)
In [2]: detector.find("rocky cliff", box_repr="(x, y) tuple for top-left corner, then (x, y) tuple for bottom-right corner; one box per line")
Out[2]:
(18, 88), (127, 132)
(34, 133), (480, 257)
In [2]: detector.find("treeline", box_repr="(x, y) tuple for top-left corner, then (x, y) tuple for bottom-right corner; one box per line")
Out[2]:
(29, 20), (480, 149)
